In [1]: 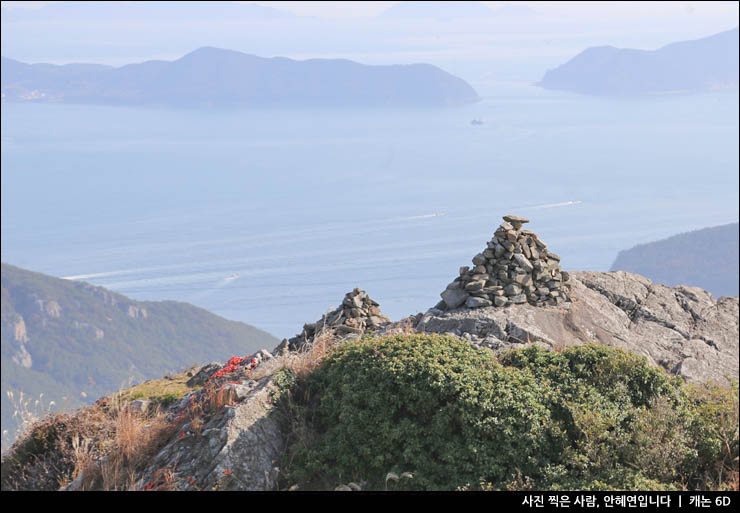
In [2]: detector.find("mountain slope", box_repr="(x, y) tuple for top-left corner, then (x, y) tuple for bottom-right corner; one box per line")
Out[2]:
(537, 27), (739, 95)
(609, 223), (739, 298)
(0, 47), (481, 107)
(1, 262), (278, 450)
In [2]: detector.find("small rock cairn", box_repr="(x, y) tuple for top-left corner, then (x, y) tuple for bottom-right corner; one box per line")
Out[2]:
(438, 215), (571, 310)
(275, 287), (390, 353)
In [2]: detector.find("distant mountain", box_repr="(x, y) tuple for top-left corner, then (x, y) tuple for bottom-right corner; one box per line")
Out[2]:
(1, 263), (278, 450)
(0, 47), (480, 107)
(610, 223), (739, 298)
(537, 28), (739, 95)
(0, 1), (296, 23)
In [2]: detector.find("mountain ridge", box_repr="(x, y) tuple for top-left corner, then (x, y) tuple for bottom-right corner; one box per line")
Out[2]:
(0, 47), (481, 107)
(537, 27), (739, 95)
(610, 223), (739, 298)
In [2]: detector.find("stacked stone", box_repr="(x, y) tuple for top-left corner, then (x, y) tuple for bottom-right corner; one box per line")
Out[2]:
(275, 287), (390, 353)
(438, 215), (571, 310)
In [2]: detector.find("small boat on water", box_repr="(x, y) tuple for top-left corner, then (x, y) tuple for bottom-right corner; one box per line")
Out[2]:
(226, 273), (239, 280)
(471, 118), (484, 126)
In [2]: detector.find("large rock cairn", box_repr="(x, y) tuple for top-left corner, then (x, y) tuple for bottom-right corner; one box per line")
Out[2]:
(274, 287), (390, 353)
(438, 215), (572, 310)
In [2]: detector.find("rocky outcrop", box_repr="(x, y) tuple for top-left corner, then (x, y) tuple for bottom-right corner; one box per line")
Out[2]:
(418, 270), (739, 385)
(35, 299), (62, 318)
(134, 374), (283, 491)
(274, 287), (390, 353)
(126, 305), (148, 319)
(438, 215), (571, 310)
(61, 350), (282, 491)
(10, 313), (32, 368)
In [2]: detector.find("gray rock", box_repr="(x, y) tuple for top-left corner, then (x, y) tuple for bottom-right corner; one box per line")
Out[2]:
(129, 399), (151, 415)
(336, 325), (363, 336)
(134, 375), (284, 491)
(466, 297), (492, 308)
(513, 253), (534, 273)
(464, 280), (486, 292)
(418, 270), (739, 386)
(503, 215), (530, 224)
(441, 288), (469, 309)
(494, 296), (508, 307)
(187, 363), (223, 387)
(504, 284), (522, 296)
(367, 316), (386, 327)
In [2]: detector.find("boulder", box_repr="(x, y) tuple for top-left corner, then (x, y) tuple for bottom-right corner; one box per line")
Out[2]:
(421, 270), (738, 385)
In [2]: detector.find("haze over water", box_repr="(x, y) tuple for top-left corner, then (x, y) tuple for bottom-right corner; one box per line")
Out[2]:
(2, 84), (737, 337)
(2, 1), (739, 338)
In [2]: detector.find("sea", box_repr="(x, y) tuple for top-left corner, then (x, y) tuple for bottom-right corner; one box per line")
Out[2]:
(2, 85), (738, 339)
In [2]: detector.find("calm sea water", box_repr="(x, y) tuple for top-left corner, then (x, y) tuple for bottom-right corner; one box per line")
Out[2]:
(2, 87), (738, 338)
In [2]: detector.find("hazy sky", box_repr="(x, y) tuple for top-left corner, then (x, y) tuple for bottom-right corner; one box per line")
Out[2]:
(2, 1), (738, 85)
(2, 1), (738, 19)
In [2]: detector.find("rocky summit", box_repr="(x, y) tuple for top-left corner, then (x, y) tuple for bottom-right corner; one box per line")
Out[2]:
(420, 270), (738, 386)
(438, 215), (571, 310)
(274, 287), (390, 353)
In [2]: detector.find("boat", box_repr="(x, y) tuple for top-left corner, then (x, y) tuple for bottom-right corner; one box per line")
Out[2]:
(226, 273), (239, 280)
(471, 118), (484, 126)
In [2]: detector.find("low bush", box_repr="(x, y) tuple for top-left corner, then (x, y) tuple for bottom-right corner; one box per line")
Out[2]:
(280, 335), (739, 491)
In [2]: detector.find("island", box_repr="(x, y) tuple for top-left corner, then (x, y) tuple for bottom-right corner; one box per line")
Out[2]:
(537, 27), (739, 96)
(0, 47), (481, 108)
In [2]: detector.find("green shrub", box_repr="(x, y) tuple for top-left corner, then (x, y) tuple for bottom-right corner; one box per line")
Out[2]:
(280, 336), (739, 491)
(283, 334), (556, 490)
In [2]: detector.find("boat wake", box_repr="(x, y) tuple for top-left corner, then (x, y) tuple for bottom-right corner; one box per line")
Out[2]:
(398, 213), (446, 221)
(528, 200), (582, 210)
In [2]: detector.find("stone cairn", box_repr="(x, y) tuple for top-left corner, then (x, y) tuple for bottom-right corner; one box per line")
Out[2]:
(274, 287), (390, 353)
(437, 215), (571, 310)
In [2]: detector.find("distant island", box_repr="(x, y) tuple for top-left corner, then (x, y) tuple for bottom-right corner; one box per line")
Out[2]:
(537, 27), (739, 96)
(1, 262), (278, 450)
(610, 223), (739, 298)
(0, 47), (480, 108)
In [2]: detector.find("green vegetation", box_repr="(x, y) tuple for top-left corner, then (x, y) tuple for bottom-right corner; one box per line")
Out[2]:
(117, 369), (198, 409)
(279, 334), (739, 491)
(1, 262), (278, 450)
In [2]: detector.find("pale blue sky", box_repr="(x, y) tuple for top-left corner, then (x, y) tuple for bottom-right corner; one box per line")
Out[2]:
(1, 1), (738, 84)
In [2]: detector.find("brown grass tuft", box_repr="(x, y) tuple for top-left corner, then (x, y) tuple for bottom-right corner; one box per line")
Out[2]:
(251, 329), (335, 382)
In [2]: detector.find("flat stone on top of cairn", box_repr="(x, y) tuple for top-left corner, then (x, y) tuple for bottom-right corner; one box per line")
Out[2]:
(502, 215), (530, 230)
(437, 215), (571, 311)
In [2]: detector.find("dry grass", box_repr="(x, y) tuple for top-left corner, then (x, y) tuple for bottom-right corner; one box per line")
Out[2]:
(1, 402), (115, 490)
(2, 389), (68, 454)
(2, 386), (179, 491)
(252, 329), (335, 382)
(69, 399), (176, 490)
